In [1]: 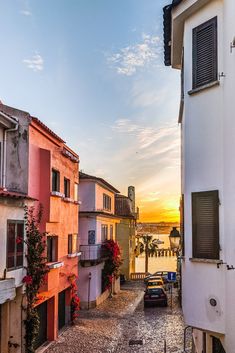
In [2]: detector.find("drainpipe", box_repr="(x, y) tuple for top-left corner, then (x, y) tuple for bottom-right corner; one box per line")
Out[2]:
(1, 114), (18, 189)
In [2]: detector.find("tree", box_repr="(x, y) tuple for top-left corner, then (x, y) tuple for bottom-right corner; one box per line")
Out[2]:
(135, 234), (158, 273)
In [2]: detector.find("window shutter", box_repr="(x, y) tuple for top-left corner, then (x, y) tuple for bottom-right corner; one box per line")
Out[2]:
(192, 17), (217, 89)
(192, 190), (219, 259)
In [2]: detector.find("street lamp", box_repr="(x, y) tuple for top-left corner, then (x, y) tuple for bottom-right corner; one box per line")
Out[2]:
(168, 227), (181, 251)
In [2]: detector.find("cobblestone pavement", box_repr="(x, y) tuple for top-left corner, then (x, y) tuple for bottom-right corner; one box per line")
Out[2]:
(45, 281), (191, 353)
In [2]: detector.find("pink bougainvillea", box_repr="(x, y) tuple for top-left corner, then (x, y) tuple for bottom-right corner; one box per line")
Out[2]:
(102, 240), (122, 291)
(68, 273), (80, 324)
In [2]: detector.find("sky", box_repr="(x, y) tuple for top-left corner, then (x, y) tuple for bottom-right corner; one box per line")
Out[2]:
(0, 0), (180, 222)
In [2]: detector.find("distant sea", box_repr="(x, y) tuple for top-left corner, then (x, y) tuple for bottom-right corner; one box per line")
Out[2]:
(135, 233), (177, 273)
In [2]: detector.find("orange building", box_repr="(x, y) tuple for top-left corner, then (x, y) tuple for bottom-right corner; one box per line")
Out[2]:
(29, 117), (80, 347)
(0, 103), (80, 349)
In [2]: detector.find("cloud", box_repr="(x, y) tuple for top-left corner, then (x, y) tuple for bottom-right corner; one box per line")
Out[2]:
(20, 10), (31, 16)
(108, 33), (162, 76)
(23, 54), (44, 71)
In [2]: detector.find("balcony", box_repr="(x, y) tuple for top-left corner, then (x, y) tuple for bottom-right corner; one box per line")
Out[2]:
(80, 244), (108, 265)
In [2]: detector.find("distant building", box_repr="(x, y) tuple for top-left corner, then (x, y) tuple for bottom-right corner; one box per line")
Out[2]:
(0, 103), (80, 349)
(164, 0), (235, 352)
(115, 186), (139, 279)
(78, 172), (120, 309)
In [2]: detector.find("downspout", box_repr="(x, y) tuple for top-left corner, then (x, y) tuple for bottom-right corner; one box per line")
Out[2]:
(1, 115), (18, 189)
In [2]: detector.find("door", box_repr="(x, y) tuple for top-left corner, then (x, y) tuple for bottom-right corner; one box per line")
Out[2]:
(35, 301), (47, 349)
(58, 290), (66, 330)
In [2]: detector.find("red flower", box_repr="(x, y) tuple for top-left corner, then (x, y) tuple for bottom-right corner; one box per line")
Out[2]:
(16, 236), (23, 244)
(22, 275), (33, 285)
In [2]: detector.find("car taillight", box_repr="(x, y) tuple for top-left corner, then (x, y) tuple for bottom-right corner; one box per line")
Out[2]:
(145, 294), (149, 299)
(160, 294), (165, 298)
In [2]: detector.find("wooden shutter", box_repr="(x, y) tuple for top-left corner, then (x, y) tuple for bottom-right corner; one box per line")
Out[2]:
(193, 17), (217, 89)
(192, 190), (219, 259)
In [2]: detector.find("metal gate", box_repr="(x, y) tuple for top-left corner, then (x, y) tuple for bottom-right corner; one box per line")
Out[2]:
(58, 290), (66, 330)
(35, 301), (47, 349)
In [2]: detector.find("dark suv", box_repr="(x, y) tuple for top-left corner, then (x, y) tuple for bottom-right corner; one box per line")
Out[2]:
(144, 286), (168, 307)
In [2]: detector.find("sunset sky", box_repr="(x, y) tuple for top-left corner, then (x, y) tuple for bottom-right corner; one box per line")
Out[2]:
(0, 0), (180, 222)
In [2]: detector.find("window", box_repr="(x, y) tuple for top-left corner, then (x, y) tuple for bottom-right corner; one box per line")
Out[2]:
(101, 224), (108, 242)
(103, 194), (111, 211)
(192, 190), (219, 259)
(68, 234), (77, 254)
(74, 183), (78, 202)
(192, 17), (217, 89)
(110, 225), (113, 240)
(52, 169), (60, 192)
(47, 236), (58, 262)
(64, 177), (70, 198)
(212, 336), (226, 353)
(7, 221), (24, 270)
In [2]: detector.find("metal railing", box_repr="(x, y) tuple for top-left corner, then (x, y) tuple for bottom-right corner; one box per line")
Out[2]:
(80, 244), (106, 261)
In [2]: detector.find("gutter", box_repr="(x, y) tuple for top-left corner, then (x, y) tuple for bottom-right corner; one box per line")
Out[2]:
(1, 112), (19, 188)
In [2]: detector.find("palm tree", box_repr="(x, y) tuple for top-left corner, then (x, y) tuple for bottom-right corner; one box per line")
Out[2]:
(135, 234), (158, 273)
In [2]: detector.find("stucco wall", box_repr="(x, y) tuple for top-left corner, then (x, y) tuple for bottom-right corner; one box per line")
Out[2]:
(79, 181), (96, 211)
(0, 105), (30, 194)
(95, 183), (115, 213)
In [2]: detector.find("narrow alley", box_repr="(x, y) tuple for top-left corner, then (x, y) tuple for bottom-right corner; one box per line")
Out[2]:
(46, 282), (191, 353)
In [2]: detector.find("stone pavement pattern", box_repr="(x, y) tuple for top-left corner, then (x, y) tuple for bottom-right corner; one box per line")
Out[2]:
(45, 282), (190, 353)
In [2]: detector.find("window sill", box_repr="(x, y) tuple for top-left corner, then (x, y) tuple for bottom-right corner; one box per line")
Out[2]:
(67, 252), (81, 258)
(62, 197), (74, 203)
(188, 80), (220, 96)
(51, 191), (64, 198)
(189, 258), (221, 264)
(47, 261), (64, 269)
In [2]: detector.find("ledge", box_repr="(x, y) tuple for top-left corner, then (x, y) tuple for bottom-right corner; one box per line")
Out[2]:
(47, 261), (64, 269)
(51, 191), (64, 198)
(67, 252), (81, 258)
(189, 258), (221, 264)
(188, 80), (220, 96)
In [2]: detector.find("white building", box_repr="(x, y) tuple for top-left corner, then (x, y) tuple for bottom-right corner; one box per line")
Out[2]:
(164, 0), (235, 352)
(78, 172), (120, 308)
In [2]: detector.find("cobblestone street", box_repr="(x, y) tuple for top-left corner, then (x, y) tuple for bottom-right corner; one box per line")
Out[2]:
(45, 282), (190, 353)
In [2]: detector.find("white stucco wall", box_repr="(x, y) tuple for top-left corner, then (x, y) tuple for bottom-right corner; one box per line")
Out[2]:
(175, 0), (235, 351)
(79, 181), (96, 211)
(78, 262), (103, 303)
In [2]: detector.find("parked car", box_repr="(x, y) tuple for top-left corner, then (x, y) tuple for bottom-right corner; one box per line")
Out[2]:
(144, 271), (169, 284)
(144, 286), (168, 307)
(146, 278), (164, 288)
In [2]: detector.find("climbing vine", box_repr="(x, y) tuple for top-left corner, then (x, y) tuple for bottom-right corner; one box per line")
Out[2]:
(23, 205), (48, 353)
(68, 273), (80, 324)
(102, 240), (122, 291)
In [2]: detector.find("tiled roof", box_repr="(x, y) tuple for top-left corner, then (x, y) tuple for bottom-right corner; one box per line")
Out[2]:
(163, 0), (183, 66)
(31, 117), (65, 143)
(79, 172), (120, 194)
(0, 189), (35, 200)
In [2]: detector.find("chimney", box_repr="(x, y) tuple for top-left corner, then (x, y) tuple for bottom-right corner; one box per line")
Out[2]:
(128, 186), (135, 213)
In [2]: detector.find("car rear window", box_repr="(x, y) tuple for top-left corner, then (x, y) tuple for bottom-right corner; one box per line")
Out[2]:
(148, 281), (162, 286)
(148, 288), (163, 295)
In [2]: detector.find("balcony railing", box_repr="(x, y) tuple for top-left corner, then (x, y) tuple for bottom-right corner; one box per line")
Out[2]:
(80, 244), (107, 262)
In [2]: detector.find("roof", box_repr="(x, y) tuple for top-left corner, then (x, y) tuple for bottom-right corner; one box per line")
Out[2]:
(0, 189), (35, 200)
(163, 0), (183, 66)
(31, 117), (65, 143)
(79, 172), (120, 194)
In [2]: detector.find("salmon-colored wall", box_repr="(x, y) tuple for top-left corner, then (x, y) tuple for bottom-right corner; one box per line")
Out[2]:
(28, 122), (79, 339)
